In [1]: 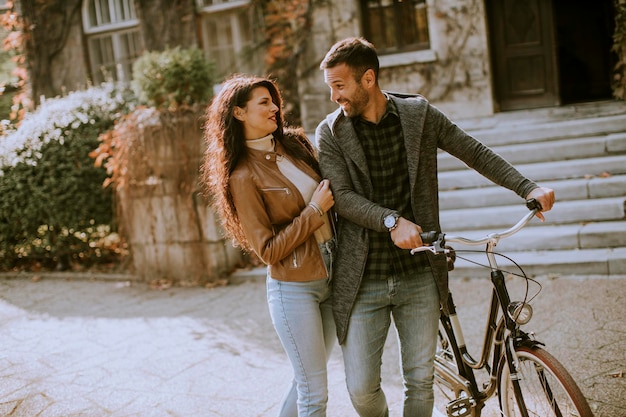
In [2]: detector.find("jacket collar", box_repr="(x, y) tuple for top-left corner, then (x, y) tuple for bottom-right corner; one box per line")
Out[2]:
(323, 92), (429, 193)
(245, 139), (284, 163)
(325, 91), (423, 134)
(243, 140), (321, 181)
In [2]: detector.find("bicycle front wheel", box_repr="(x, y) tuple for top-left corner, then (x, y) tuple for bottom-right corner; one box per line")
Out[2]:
(498, 345), (593, 417)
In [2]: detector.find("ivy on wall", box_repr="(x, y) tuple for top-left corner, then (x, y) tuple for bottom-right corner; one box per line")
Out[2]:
(420, 0), (483, 102)
(612, 0), (626, 99)
(0, 1), (30, 122)
(257, 0), (312, 126)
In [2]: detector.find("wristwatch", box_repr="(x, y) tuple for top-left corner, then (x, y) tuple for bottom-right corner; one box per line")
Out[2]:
(383, 213), (399, 232)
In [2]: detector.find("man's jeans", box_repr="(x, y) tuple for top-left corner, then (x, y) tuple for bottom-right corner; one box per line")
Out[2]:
(341, 267), (440, 417)
(267, 241), (336, 417)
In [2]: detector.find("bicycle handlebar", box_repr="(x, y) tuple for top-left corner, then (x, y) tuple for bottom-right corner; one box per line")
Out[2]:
(412, 199), (543, 255)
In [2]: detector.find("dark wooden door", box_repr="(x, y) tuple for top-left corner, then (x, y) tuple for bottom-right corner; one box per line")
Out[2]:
(487, 0), (559, 111)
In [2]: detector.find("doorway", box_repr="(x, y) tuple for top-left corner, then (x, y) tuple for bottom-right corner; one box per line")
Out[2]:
(554, 0), (616, 104)
(487, 0), (616, 111)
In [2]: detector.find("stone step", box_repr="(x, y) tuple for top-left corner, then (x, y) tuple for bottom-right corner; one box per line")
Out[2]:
(441, 221), (626, 252)
(443, 102), (626, 277)
(456, 100), (626, 131)
(449, 247), (626, 278)
(438, 133), (626, 171)
(438, 155), (626, 191)
(468, 113), (626, 147)
(456, 101), (626, 147)
(232, 247), (626, 280)
(440, 197), (625, 231)
(439, 174), (626, 210)
(438, 100), (626, 278)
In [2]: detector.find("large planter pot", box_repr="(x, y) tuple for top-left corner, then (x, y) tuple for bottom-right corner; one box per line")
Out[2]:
(116, 107), (242, 285)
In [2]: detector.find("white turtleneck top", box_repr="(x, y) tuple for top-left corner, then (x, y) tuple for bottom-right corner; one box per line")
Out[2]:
(246, 134), (333, 243)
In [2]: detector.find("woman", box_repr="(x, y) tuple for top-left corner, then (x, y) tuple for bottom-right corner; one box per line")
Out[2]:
(201, 74), (336, 417)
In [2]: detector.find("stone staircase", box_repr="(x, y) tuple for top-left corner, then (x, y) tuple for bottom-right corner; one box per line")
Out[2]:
(438, 100), (626, 278)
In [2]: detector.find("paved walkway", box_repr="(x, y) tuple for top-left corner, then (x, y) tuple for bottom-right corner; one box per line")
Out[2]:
(0, 272), (624, 416)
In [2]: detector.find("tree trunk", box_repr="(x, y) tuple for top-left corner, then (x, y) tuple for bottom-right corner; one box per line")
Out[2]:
(16, 0), (82, 104)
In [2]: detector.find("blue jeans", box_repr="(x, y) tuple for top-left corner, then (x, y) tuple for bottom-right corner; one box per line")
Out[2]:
(267, 242), (336, 417)
(341, 268), (440, 417)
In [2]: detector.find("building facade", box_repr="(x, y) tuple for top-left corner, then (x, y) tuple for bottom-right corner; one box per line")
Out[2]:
(296, 0), (617, 131)
(11, 0), (619, 131)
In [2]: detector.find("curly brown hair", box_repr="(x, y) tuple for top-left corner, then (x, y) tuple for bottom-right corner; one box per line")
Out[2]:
(201, 74), (319, 251)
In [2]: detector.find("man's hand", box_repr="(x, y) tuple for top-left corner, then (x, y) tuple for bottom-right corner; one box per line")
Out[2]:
(390, 217), (424, 249)
(526, 186), (555, 221)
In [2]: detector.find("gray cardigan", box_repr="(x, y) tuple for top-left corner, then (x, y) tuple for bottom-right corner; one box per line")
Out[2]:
(316, 93), (538, 344)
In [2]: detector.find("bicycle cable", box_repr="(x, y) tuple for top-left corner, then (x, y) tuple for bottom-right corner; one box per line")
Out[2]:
(450, 249), (543, 304)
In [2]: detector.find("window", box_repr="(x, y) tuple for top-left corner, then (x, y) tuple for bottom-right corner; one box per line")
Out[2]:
(82, 0), (143, 83)
(197, 0), (263, 79)
(361, 0), (430, 54)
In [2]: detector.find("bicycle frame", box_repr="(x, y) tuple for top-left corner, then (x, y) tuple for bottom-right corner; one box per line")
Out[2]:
(413, 208), (542, 417)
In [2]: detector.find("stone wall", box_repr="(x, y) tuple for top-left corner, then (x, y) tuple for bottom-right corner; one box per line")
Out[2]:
(298, 0), (494, 133)
(43, 0), (495, 135)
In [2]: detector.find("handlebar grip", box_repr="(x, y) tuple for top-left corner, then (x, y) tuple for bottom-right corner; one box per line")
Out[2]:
(526, 198), (543, 211)
(420, 231), (439, 244)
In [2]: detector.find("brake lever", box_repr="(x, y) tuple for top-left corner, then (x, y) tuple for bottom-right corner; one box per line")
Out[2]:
(410, 246), (438, 255)
(410, 233), (447, 256)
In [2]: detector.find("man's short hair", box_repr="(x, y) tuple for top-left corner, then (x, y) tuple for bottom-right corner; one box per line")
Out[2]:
(320, 37), (380, 81)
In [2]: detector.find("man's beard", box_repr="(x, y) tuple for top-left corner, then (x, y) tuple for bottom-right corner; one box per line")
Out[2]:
(340, 87), (369, 118)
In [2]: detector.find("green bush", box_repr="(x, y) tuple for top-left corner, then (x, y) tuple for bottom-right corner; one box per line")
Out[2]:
(0, 82), (136, 271)
(131, 46), (215, 109)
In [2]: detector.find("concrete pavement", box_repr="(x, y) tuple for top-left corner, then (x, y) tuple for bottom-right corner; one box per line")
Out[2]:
(0, 271), (624, 416)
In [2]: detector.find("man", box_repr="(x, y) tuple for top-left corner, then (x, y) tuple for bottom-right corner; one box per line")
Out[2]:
(315, 37), (555, 417)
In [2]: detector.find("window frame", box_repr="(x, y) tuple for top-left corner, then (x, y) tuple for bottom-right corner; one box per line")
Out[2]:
(360, 0), (431, 56)
(196, 0), (264, 79)
(83, 0), (138, 34)
(81, 0), (143, 83)
(195, 0), (250, 13)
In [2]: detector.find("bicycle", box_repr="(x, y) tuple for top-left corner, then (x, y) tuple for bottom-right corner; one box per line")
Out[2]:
(411, 199), (594, 417)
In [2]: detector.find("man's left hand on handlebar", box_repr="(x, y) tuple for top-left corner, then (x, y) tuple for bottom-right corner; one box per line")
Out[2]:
(525, 186), (555, 222)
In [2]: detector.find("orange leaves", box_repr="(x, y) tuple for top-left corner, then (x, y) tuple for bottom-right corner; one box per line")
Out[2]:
(262, 0), (310, 67)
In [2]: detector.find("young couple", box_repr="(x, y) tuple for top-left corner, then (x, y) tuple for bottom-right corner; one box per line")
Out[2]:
(201, 37), (555, 417)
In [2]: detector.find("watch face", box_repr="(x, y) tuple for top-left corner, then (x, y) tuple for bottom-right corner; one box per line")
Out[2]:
(384, 215), (396, 228)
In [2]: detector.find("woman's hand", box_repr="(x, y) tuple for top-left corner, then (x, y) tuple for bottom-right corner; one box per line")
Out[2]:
(310, 179), (334, 213)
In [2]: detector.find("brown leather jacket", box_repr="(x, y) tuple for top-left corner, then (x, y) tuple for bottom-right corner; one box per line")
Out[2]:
(229, 140), (329, 282)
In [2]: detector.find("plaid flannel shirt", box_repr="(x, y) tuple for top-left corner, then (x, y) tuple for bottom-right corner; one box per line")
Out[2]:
(353, 99), (429, 279)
